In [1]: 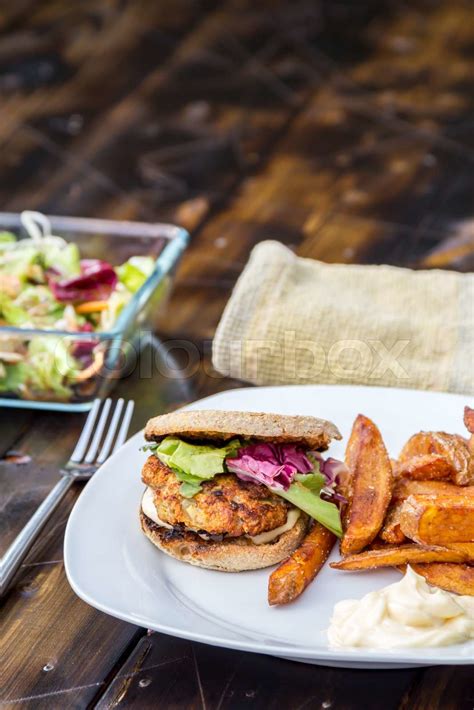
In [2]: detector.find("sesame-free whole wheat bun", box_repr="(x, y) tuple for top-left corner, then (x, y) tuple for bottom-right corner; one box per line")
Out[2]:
(145, 409), (341, 450)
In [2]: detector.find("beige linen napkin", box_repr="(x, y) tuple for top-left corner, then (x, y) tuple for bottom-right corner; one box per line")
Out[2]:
(212, 241), (473, 394)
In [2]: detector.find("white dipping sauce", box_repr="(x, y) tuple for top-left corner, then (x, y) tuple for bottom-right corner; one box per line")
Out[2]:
(328, 566), (474, 649)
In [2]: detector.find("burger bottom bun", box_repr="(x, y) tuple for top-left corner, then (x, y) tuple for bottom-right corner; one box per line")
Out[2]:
(139, 510), (308, 572)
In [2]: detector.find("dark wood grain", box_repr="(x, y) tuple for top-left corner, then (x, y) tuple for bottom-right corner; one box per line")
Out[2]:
(95, 633), (421, 710)
(0, 343), (191, 707)
(0, 0), (473, 708)
(399, 666), (474, 710)
(97, 633), (420, 710)
(0, 0), (384, 228)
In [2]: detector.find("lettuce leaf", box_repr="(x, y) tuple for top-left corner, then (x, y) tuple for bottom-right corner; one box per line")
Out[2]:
(153, 436), (242, 496)
(0, 231), (16, 248)
(99, 288), (131, 331)
(0, 295), (29, 326)
(26, 337), (79, 397)
(173, 470), (204, 498)
(294, 471), (326, 492)
(117, 256), (155, 293)
(43, 242), (81, 277)
(144, 440), (203, 497)
(14, 285), (64, 327)
(0, 362), (27, 393)
(0, 246), (38, 280)
(155, 436), (241, 478)
(273, 481), (342, 537)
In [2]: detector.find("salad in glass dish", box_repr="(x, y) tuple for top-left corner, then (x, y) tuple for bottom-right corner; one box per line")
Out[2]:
(0, 211), (188, 409)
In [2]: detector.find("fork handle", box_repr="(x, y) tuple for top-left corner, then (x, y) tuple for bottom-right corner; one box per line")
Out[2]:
(1, 474), (74, 596)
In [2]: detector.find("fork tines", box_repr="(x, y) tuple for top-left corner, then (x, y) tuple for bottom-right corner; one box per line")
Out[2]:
(70, 398), (135, 465)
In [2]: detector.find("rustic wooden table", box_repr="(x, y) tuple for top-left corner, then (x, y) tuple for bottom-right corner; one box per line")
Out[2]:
(1, 1), (473, 707)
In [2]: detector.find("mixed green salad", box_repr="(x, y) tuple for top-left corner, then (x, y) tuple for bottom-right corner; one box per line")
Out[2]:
(0, 212), (156, 400)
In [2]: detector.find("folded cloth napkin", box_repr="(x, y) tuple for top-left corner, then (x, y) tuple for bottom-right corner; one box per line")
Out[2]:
(212, 241), (473, 395)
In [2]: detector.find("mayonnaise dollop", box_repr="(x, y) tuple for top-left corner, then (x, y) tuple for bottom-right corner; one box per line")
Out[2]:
(328, 566), (474, 649)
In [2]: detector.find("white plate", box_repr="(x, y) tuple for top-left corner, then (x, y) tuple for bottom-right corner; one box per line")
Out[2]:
(64, 385), (474, 669)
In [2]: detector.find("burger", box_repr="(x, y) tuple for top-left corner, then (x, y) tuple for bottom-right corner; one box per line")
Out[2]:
(140, 409), (344, 572)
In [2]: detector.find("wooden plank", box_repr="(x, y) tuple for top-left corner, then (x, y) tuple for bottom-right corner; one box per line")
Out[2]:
(95, 633), (420, 709)
(340, 0), (474, 154)
(2, 558), (144, 709)
(0, 0), (376, 227)
(0, 0), (42, 33)
(0, 409), (33, 459)
(94, 635), (199, 709)
(0, 341), (192, 707)
(0, 0), (217, 143)
(1, 459), (145, 709)
(400, 666), (474, 710)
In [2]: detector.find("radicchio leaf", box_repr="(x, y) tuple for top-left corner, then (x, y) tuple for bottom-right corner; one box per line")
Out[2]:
(226, 443), (313, 490)
(49, 259), (117, 303)
(310, 451), (348, 505)
(72, 322), (99, 367)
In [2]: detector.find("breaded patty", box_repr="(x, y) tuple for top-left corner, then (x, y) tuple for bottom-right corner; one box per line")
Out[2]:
(142, 455), (290, 537)
(140, 510), (309, 572)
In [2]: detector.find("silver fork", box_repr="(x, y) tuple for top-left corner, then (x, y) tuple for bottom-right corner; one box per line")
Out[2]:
(0, 397), (134, 596)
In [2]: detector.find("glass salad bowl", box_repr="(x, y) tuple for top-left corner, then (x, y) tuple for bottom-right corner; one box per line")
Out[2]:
(0, 212), (188, 411)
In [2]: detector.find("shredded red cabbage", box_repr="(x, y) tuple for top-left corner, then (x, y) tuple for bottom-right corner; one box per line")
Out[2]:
(226, 443), (313, 490)
(72, 341), (98, 366)
(49, 259), (117, 303)
(72, 324), (99, 366)
(311, 452), (348, 504)
(311, 454), (347, 486)
(226, 443), (348, 504)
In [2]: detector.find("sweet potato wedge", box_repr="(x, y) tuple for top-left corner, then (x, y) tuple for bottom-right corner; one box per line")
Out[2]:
(464, 406), (474, 457)
(268, 522), (336, 605)
(398, 431), (473, 486)
(392, 479), (469, 502)
(393, 454), (454, 481)
(464, 406), (474, 435)
(340, 414), (392, 555)
(400, 491), (474, 544)
(379, 502), (406, 544)
(407, 563), (474, 596)
(330, 544), (469, 570)
(439, 542), (474, 562)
